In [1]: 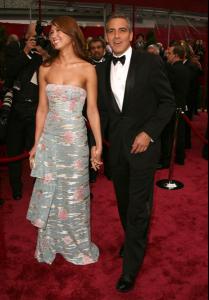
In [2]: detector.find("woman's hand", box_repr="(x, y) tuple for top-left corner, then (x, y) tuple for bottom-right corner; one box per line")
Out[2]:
(91, 146), (103, 171)
(29, 145), (37, 169)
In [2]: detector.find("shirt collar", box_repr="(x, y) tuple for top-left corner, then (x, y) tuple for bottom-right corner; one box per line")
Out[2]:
(113, 46), (132, 59)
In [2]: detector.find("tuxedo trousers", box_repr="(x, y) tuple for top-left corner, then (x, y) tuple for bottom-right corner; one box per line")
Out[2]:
(111, 145), (155, 278)
(7, 110), (35, 193)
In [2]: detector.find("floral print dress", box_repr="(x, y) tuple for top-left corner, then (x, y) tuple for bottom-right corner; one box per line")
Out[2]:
(27, 84), (99, 265)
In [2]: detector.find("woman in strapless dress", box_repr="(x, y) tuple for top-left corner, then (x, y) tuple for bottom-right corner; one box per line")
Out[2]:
(27, 16), (103, 265)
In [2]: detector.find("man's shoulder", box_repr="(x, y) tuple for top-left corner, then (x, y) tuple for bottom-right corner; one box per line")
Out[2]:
(174, 61), (190, 74)
(132, 49), (163, 66)
(95, 57), (111, 74)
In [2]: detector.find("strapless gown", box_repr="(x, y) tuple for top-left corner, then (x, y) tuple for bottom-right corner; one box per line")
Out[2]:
(27, 84), (99, 265)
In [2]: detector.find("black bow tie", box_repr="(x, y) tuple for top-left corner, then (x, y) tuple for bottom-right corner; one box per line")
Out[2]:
(112, 55), (126, 66)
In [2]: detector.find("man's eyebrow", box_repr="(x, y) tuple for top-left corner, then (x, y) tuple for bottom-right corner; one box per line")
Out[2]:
(107, 27), (129, 31)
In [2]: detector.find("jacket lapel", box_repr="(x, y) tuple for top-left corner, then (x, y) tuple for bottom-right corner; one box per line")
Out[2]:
(122, 50), (137, 113)
(106, 60), (122, 114)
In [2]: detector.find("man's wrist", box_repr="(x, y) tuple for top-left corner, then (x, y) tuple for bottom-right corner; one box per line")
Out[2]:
(142, 131), (154, 143)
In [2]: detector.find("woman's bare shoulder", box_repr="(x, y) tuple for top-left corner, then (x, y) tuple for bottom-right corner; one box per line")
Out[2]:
(79, 60), (94, 69)
(81, 62), (96, 75)
(39, 64), (52, 79)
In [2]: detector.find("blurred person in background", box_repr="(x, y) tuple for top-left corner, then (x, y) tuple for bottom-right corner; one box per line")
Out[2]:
(0, 26), (7, 83)
(147, 44), (160, 56)
(181, 40), (203, 149)
(160, 44), (190, 168)
(135, 33), (145, 52)
(194, 39), (205, 65)
(89, 37), (107, 64)
(6, 34), (19, 45)
(156, 42), (166, 60)
(86, 36), (93, 56)
(1, 24), (50, 200)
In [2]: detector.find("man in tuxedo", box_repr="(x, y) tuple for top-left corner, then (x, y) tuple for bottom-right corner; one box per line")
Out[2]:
(160, 44), (190, 167)
(89, 37), (107, 64)
(4, 32), (48, 200)
(96, 14), (175, 293)
(183, 45), (203, 149)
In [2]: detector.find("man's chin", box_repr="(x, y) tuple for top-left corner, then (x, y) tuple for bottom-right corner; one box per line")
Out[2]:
(112, 48), (126, 56)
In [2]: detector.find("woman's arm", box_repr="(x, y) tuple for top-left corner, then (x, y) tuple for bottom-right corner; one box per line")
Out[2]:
(86, 65), (103, 170)
(30, 65), (49, 162)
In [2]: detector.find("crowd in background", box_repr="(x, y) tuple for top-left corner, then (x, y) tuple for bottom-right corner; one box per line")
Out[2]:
(0, 23), (207, 200)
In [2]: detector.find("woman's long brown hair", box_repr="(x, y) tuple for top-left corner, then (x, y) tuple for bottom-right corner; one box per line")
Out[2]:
(44, 16), (87, 66)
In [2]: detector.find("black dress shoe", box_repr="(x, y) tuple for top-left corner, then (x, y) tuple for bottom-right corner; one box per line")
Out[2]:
(116, 275), (135, 293)
(119, 246), (124, 258)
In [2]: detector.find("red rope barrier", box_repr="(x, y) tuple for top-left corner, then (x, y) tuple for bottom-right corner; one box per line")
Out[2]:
(0, 151), (29, 164)
(181, 113), (208, 145)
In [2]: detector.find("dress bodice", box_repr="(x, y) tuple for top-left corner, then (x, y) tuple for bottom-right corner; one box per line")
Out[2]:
(44, 84), (87, 136)
(46, 84), (87, 117)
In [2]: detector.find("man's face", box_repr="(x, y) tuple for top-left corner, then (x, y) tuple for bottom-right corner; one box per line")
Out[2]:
(106, 18), (133, 56)
(166, 47), (176, 64)
(137, 35), (144, 42)
(25, 35), (37, 49)
(90, 41), (105, 60)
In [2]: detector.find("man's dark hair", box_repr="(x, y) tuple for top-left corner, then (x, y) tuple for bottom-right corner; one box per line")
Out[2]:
(89, 37), (106, 49)
(136, 33), (145, 39)
(172, 44), (186, 60)
(105, 13), (132, 32)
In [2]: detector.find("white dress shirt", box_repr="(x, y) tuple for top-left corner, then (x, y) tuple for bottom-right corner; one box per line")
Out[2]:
(111, 47), (133, 111)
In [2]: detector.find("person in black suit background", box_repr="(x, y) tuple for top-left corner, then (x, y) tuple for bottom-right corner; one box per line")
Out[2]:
(96, 14), (175, 293)
(4, 27), (49, 200)
(182, 42), (203, 149)
(160, 44), (191, 167)
(89, 37), (107, 64)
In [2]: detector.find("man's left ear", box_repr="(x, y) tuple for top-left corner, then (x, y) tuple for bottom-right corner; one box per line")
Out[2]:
(130, 31), (134, 42)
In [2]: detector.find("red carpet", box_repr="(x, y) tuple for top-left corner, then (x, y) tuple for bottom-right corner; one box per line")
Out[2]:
(0, 113), (208, 300)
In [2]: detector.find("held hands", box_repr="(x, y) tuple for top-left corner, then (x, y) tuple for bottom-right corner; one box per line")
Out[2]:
(131, 132), (152, 154)
(91, 146), (103, 171)
(29, 145), (37, 169)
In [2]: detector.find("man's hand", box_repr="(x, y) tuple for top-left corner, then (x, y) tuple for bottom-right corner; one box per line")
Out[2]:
(131, 132), (152, 154)
(24, 36), (37, 55)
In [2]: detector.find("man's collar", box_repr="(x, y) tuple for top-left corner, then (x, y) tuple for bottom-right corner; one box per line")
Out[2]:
(113, 46), (132, 58)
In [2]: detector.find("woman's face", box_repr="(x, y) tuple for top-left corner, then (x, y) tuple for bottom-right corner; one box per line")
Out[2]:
(49, 25), (72, 50)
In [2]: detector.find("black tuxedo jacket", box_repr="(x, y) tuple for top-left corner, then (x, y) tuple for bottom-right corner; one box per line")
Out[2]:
(96, 50), (176, 170)
(184, 59), (203, 109)
(166, 61), (190, 109)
